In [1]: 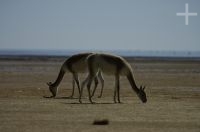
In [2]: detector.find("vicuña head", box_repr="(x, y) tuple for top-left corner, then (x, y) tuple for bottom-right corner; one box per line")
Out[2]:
(47, 82), (57, 97)
(137, 86), (147, 103)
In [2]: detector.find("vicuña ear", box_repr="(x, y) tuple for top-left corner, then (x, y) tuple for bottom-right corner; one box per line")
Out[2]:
(142, 86), (146, 91)
(140, 86), (142, 90)
(47, 82), (51, 86)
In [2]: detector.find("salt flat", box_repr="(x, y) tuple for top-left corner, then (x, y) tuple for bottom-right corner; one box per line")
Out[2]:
(0, 56), (199, 132)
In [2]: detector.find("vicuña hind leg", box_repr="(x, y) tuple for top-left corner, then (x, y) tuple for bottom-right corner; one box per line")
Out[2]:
(91, 76), (98, 97)
(98, 71), (104, 98)
(87, 76), (95, 104)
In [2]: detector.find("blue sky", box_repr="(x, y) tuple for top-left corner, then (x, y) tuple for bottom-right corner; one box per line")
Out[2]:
(0, 0), (200, 51)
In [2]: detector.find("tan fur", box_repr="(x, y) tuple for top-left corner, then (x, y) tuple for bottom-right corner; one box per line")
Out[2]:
(79, 53), (147, 104)
(47, 53), (104, 98)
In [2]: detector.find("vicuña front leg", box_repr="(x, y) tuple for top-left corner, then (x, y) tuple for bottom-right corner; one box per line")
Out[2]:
(73, 73), (81, 103)
(114, 81), (117, 103)
(116, 74), (121, 103)
(79, 75), (89, 103)
(69, 78), (75, 98)
(114, 74), (121, 103)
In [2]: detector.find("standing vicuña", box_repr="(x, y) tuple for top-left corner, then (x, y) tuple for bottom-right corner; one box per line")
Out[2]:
(47, 53), (104, 98)
(79, 53), (147, 103)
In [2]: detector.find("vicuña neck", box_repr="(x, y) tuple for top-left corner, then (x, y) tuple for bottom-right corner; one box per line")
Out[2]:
(127, 72), (139, 93)
(51, 68), (65, 87)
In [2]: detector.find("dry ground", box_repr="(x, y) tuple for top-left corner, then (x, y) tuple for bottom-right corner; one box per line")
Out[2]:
(0, 56), (199, 132)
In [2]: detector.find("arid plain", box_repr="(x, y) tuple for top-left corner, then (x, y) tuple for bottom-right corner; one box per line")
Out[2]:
(0, 56), (199, 132)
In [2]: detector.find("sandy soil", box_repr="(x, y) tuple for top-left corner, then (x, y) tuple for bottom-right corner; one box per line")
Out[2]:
(0, 56), (199, 132)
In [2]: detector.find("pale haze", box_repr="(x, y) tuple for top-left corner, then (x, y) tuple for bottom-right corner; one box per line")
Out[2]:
(0, 0), (200, 51)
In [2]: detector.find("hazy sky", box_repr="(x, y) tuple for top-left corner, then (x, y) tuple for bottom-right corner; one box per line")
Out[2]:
(0, 0), (200, 51)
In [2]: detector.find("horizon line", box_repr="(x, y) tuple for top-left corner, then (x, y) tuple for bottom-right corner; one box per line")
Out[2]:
(0, 49), (200, 58)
